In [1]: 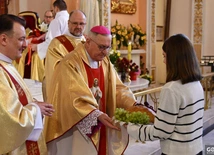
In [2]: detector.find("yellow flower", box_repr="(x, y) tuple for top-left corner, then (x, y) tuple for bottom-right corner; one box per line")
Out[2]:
(111, 20), (129, 49)
(128, 24), (146, 48)
(116, 25), (121, 29)
(111, 28), (116, 33)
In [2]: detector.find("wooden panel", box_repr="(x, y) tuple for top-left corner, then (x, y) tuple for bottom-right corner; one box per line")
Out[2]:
(151, 67), (156, 83)
(194, 44), (201, 61)
(0, 0), (7, 15)
(51, 0), (80, 13)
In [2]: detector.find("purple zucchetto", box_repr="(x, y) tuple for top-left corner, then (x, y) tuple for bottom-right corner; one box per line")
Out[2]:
(90, 26), (111, 35)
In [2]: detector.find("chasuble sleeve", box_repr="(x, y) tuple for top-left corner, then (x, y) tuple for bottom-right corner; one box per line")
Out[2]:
(45, 36), (80, 99)
(45, 53), (99, 142)
(103, 58), (136, 111)
(0, 69), (38, 154)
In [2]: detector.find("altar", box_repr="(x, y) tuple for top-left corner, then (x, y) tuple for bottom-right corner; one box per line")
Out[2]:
(120, 49), (146, 68)
(124, 78), (149, 92)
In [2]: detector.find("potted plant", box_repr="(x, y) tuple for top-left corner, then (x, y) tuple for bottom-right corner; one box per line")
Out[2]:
(129, 60), (140, 80)
(115, 57), (140, 81)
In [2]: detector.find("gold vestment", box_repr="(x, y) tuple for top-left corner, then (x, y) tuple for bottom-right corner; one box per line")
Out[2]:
(44, 43), (136, 154)
(13, 28), (45, 82)
(44, 34), (84, 100)
(0, 60), (47, 155)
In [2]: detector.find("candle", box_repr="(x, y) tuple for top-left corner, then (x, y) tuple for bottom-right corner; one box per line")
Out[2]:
(127, 41), (132, 60)
(113, 34), (117, 51)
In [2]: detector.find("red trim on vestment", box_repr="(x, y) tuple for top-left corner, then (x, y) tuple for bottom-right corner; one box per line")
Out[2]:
(0, 64), (40, 155)
(56, 35), (75, 52)
(84, 62), (107, 154)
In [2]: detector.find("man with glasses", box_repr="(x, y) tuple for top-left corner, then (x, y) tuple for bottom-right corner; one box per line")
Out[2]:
(39, 10), (54, 33)
(43, 10), (54, 26)
(31, 0), (69, 60)
(44, 26), (137, 155)
(44, 10), (86, 100)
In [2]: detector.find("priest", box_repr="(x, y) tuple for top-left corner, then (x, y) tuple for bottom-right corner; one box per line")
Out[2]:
(44, 10), (86, 101)
(44, 26), (137, 154)
(0, 14), (54, 154)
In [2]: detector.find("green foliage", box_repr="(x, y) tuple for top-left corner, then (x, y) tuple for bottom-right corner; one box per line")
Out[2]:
(109, 50), (121, 65)
(114, 108), (150, 124)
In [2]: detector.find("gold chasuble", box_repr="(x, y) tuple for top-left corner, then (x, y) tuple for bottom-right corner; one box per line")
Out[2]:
(45, 34), (84, 100)
(44, 43), (136, 154)
(0, 61), (47, 155)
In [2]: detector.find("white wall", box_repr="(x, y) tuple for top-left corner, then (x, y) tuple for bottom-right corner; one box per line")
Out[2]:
(9, 0), (52, 21)
(169, 0), (192, 38)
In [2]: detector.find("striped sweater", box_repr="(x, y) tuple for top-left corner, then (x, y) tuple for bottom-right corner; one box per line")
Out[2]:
(127, 80), (204, 155)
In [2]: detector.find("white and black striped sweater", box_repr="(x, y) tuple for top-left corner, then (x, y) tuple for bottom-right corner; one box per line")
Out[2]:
(128, 80), (204, 155)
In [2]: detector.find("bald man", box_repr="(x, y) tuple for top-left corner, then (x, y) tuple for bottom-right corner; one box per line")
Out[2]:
(44, 10), (87, 100)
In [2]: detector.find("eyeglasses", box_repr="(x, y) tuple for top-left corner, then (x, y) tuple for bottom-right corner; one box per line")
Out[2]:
(69, 21), (86, 27)
(45, 16), (53, 19)
(90, 38), (111, 52)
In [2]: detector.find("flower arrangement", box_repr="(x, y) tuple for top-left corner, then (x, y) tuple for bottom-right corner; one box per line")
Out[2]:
(115, 57), (130, 73)
(140, 69), (152, 84)
(40, 22), (48, 32)
(128, 24), (146, 49)
(129, 60), (139, 72)
(111, 21), (146, 49)
(111, 20), (129, 49)
(109, 49), (121, 65)
(115, 57), (139, 73)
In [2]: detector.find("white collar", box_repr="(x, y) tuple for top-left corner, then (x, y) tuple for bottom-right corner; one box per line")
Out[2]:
(85, 51), (99, 68)
(55, 10), (68, 18)
(0, 53), (12, 63)
(65, 30), (84, 39)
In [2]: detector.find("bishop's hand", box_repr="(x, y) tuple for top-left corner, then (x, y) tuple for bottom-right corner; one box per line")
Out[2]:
(98, 113), (120, 131)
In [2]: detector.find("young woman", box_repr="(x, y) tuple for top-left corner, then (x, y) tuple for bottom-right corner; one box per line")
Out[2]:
(127, 34), (204, 155)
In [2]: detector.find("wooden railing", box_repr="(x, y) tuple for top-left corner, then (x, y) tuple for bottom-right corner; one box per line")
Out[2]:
(200, 72), (214, 110)
(134, 72), (214, 111)
(134, 86), (162, 111)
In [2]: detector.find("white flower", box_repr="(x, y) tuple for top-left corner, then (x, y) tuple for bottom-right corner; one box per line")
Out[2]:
(40, 23), (48, 32)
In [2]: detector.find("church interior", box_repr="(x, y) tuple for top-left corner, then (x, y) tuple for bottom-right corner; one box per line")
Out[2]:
(1, 0), (214, 154)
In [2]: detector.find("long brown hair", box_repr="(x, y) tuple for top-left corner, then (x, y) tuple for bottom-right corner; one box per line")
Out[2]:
(162, 34), (202, 84)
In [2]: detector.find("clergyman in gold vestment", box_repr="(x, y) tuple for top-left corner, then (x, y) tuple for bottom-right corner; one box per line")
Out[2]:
(0, 14), (54, 155)
(44, 10), (86, 101)
(44, 26), (136, 155)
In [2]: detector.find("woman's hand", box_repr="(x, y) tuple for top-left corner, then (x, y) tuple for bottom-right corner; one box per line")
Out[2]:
(35, 101), (55, 116)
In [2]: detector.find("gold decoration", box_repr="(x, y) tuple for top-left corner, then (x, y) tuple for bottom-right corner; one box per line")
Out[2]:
(151, 0), (156, 43)
(193, 0), (203, 44)
(103, 0), (109, 27)
(111, 0), (136, 14)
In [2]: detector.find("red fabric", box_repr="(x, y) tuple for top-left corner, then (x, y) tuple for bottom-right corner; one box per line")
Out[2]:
(84, 62), (107, 154)
(26, 44), (32, 66)
(0, 64), (40, 155)
(26, 141), (40, 155)
(56, 35), (75, 52)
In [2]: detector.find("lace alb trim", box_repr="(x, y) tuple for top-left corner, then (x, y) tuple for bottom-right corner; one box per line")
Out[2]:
(76, 110), (103, 140)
